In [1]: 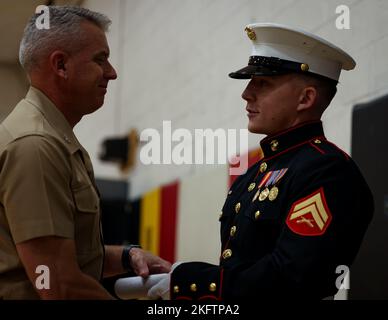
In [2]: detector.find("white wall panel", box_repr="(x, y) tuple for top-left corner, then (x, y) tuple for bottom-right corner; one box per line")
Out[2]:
(176, 165), (228, 263)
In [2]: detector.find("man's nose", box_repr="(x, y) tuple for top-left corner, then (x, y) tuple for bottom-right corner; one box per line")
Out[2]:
(241, 80), (254, 101)
(106, 61), (118, 80)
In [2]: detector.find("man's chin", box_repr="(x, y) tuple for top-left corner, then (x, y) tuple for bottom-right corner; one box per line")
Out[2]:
(85, 101), (104, 115)
(95, 97), (105, 108)
(248, 124), (271, 136)
(247, 123), (262, 134)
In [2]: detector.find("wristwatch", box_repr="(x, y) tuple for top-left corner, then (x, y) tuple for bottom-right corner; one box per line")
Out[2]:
(121, 244), (142, 271)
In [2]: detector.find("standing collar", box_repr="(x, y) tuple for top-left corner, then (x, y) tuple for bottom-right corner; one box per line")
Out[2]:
(260, 121), (325, 159)
(25, 86), (81, 154)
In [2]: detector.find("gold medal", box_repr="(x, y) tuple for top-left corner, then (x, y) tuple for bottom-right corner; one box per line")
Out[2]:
(248, 182), (256, 192)
(252, 188), (261, 202)
(259, 188), (270, 201)
(268, 186), (279, 201)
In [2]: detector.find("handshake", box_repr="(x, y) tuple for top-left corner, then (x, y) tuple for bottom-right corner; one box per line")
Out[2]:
(114, 262), (181, 300)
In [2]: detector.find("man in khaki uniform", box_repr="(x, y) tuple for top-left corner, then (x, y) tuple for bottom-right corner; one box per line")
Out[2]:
(0, 6), (170, 299)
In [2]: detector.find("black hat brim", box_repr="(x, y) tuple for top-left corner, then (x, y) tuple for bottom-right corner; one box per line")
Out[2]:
(228, 64), (292, 79)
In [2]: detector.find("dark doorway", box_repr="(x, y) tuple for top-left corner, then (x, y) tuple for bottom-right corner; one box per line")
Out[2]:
(96, 179), (140, 245)
(350, 94), (388, 299)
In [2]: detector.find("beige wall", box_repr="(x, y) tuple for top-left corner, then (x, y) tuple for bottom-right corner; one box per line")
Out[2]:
(0, 63), (28, 122)
(176, 165), (228, 264)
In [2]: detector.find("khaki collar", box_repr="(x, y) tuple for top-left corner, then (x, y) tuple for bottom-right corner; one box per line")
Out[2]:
(25, 86), (81, 154)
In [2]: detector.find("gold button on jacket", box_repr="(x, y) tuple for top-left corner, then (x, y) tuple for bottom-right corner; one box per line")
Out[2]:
(222, 249), (232, 260)
(259, 162), (268, 173)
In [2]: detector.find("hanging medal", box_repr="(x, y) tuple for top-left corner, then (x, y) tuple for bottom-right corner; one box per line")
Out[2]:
(268, 168), (288, 201)
(252, 171), (271, 202)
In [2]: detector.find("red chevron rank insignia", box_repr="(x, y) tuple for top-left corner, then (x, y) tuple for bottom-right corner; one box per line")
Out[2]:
(286, 188), (332, 236)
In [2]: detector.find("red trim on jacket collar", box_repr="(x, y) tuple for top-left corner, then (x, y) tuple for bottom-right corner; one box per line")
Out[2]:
(261, 120), (322, 143)
(309, 141), (326, 155)
(262, 135), (326, 162)
(260, 121), (325, 160)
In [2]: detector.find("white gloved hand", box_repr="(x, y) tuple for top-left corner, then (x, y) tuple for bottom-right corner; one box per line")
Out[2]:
(114, 273), (167, 300)
(147, 273), (170, 300)
(147, 262), (182, 300)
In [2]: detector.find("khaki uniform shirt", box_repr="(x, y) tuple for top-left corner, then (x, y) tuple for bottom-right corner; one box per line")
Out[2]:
(0, 87), (104, 299)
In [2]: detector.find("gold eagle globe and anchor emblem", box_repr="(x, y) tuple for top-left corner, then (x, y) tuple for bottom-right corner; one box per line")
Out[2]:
(245, 27), (256, 41)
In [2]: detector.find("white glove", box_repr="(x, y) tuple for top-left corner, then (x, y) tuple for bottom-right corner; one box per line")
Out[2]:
(147, 262), (182, 300)
(147, 273), (170, 300)
(114, 273), (167, 300)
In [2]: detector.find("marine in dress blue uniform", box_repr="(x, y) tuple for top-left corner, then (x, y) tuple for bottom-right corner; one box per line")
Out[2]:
(168, 23), (374, 300)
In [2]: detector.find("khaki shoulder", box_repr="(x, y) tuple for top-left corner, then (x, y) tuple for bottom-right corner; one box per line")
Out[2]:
(0, 99), (58, 151)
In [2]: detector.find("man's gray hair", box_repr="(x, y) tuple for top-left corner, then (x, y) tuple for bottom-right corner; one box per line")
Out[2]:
(19, 6), (111, 72)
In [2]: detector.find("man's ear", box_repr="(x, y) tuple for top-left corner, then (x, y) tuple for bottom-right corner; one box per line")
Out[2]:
(49, 51), (69, 79)
(297, 86), (317, 112)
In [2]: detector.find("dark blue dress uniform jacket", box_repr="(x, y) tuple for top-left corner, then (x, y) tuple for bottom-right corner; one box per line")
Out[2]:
(170, 121), (374, 300)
